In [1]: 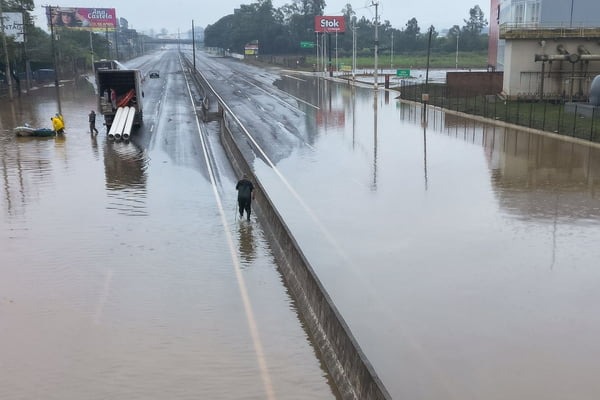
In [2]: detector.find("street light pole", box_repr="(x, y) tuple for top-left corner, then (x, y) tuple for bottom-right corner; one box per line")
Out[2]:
(0, 2), (14, 100)
(351, 20), (357, 80)
(372, 0), (379, 90)
(569, 0), (574, 27)
(192, 20), (196, 70)
(47, 6), (62, 115)
(455, 32), (459, 70)
(90, 31), (95, 75)
(390, 30), (393, 70)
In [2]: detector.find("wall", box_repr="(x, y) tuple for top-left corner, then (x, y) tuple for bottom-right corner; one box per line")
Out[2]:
(447, 71), (504, 95)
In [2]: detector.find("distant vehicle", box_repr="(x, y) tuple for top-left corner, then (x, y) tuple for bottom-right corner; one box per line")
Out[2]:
(93, 59), (126, 71)
(149, 70), (160, 79)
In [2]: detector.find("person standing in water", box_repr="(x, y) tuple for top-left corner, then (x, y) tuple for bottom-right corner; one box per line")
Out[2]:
(236, 174), (255, 221)
(88, 110), (98, 134)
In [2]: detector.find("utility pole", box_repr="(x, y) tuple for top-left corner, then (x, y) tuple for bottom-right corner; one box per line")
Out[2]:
(569, 0), (574, 27)
(192, 20), (196, 70)
(47, 6), (62, 114)
(335, 32), (338, 75)
(21, 12), (31, 91)
(115, 27), (119, 60)
(351, 20), (357, 81)
(0, 2), (14, 100)
(455, 32), (459, 70)
(371, 0), (379, 90)
(390, 30), (393, 70)
(90, 31), (95, 74)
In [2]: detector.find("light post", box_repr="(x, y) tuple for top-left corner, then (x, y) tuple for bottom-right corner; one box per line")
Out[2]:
(351, 20), (357, 80)
(192, 20), (196, 70)
(455, 32), (459, 70)
(390, 30), (393, 70)
(335, 31), (338, 75)
(371, 0), (379, 90)
(569, 0), (574, 27)
(90, 31), (95, 74)
(0, 2), (14, 100)
(47, 6), (62, 115)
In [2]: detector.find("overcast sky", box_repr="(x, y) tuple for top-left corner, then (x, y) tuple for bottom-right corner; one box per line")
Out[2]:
(32, 0), (490, 34)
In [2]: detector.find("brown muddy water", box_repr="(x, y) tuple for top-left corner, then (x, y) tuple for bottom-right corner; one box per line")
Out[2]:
(0, 79), (336, 400)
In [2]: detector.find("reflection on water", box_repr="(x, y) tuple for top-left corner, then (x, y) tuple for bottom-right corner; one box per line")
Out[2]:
(432, 114), (600, 221)
(238, 220), (256, 264)
(484, 126), (600, 221)
(0, 65), (337, 400)
(262, 76), (600, 400)
(0, 133), (56, 220)
(103, 139), (148, 216)
(371, 91), (378, 191)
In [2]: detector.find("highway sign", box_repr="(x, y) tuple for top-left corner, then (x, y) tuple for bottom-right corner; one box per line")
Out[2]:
(300, 41), (315, 49)
(396, 69), (410, 78)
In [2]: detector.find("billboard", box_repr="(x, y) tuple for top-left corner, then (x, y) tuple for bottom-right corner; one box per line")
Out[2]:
(244, 44), (258, 56)
(314, 16), (346, 33)
(46, 6), (117, 31)
(3, 12), (24, 43)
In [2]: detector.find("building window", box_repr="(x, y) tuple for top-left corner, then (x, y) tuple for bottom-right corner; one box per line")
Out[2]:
(515, 3), (525, 24)
(505, 0), (541, 25)
(526, 1), (540, 24)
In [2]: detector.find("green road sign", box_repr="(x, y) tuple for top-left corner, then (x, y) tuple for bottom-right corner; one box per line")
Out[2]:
(396, 69), (410, 78)
(300, 41), (315, 49)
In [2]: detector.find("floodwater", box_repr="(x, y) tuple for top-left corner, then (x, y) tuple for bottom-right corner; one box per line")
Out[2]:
(4, 48), (600, 400)
(253, 79), (600, 399)
(0, 54), (336, 400)
(191, 52), (600, 400)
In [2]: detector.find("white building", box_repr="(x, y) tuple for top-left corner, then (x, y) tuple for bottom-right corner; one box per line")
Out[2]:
(496, 0), (600, 100)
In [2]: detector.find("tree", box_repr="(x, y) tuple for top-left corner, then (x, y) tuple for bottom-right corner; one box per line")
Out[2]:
(398, 17), (420, 52)
(461, 5), (488, 51)
(463, 5), (487, 35)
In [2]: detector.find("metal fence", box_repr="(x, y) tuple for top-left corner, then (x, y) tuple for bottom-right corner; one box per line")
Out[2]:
(398, 81), (600, 143)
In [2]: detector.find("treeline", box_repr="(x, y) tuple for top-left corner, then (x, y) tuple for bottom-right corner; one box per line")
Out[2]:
(204, 0), (489, 56)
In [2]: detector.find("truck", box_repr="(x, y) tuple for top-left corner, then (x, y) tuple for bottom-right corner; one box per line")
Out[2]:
(96, 68), (144, 129)
(93, 59), (126, 72)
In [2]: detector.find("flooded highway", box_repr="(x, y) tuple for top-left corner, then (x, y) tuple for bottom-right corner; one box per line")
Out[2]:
(192, 52), (600, 399)
(0, 52), (336, 399)
(3, 46), (600, 400)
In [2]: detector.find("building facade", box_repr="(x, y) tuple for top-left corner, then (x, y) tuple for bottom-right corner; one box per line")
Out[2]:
(496, 0), (600, 99)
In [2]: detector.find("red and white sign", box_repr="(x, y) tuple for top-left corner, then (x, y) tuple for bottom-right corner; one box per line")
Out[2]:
(314, 16), (346, 33)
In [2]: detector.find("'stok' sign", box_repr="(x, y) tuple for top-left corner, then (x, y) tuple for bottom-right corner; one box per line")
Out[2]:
(314, 16), (346, 33)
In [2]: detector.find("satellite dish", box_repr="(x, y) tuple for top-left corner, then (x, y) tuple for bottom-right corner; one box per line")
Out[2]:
(590, 75), (600, 106)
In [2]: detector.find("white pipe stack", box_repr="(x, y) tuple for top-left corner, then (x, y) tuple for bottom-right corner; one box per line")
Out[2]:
(107, 107), (126, 140)
(122, 108), (136, 140)
(113, 106), (130, 140)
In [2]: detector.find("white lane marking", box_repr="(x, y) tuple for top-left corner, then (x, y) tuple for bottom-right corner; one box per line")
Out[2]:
(237, 75), (319, 111)
(282, 74), (305, 82)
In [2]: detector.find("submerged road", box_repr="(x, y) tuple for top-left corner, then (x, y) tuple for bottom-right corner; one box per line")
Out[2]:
(3, 45), (600, 399)
(190, 49), (600, 400)
(0, 50), (336, 399)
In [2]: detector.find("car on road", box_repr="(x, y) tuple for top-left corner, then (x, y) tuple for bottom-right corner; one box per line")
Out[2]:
(149, 70), (160, 79)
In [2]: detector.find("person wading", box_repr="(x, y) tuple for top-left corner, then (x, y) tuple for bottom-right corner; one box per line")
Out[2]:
(236, 174), (255, 221)
(88, 110), (98, 134)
